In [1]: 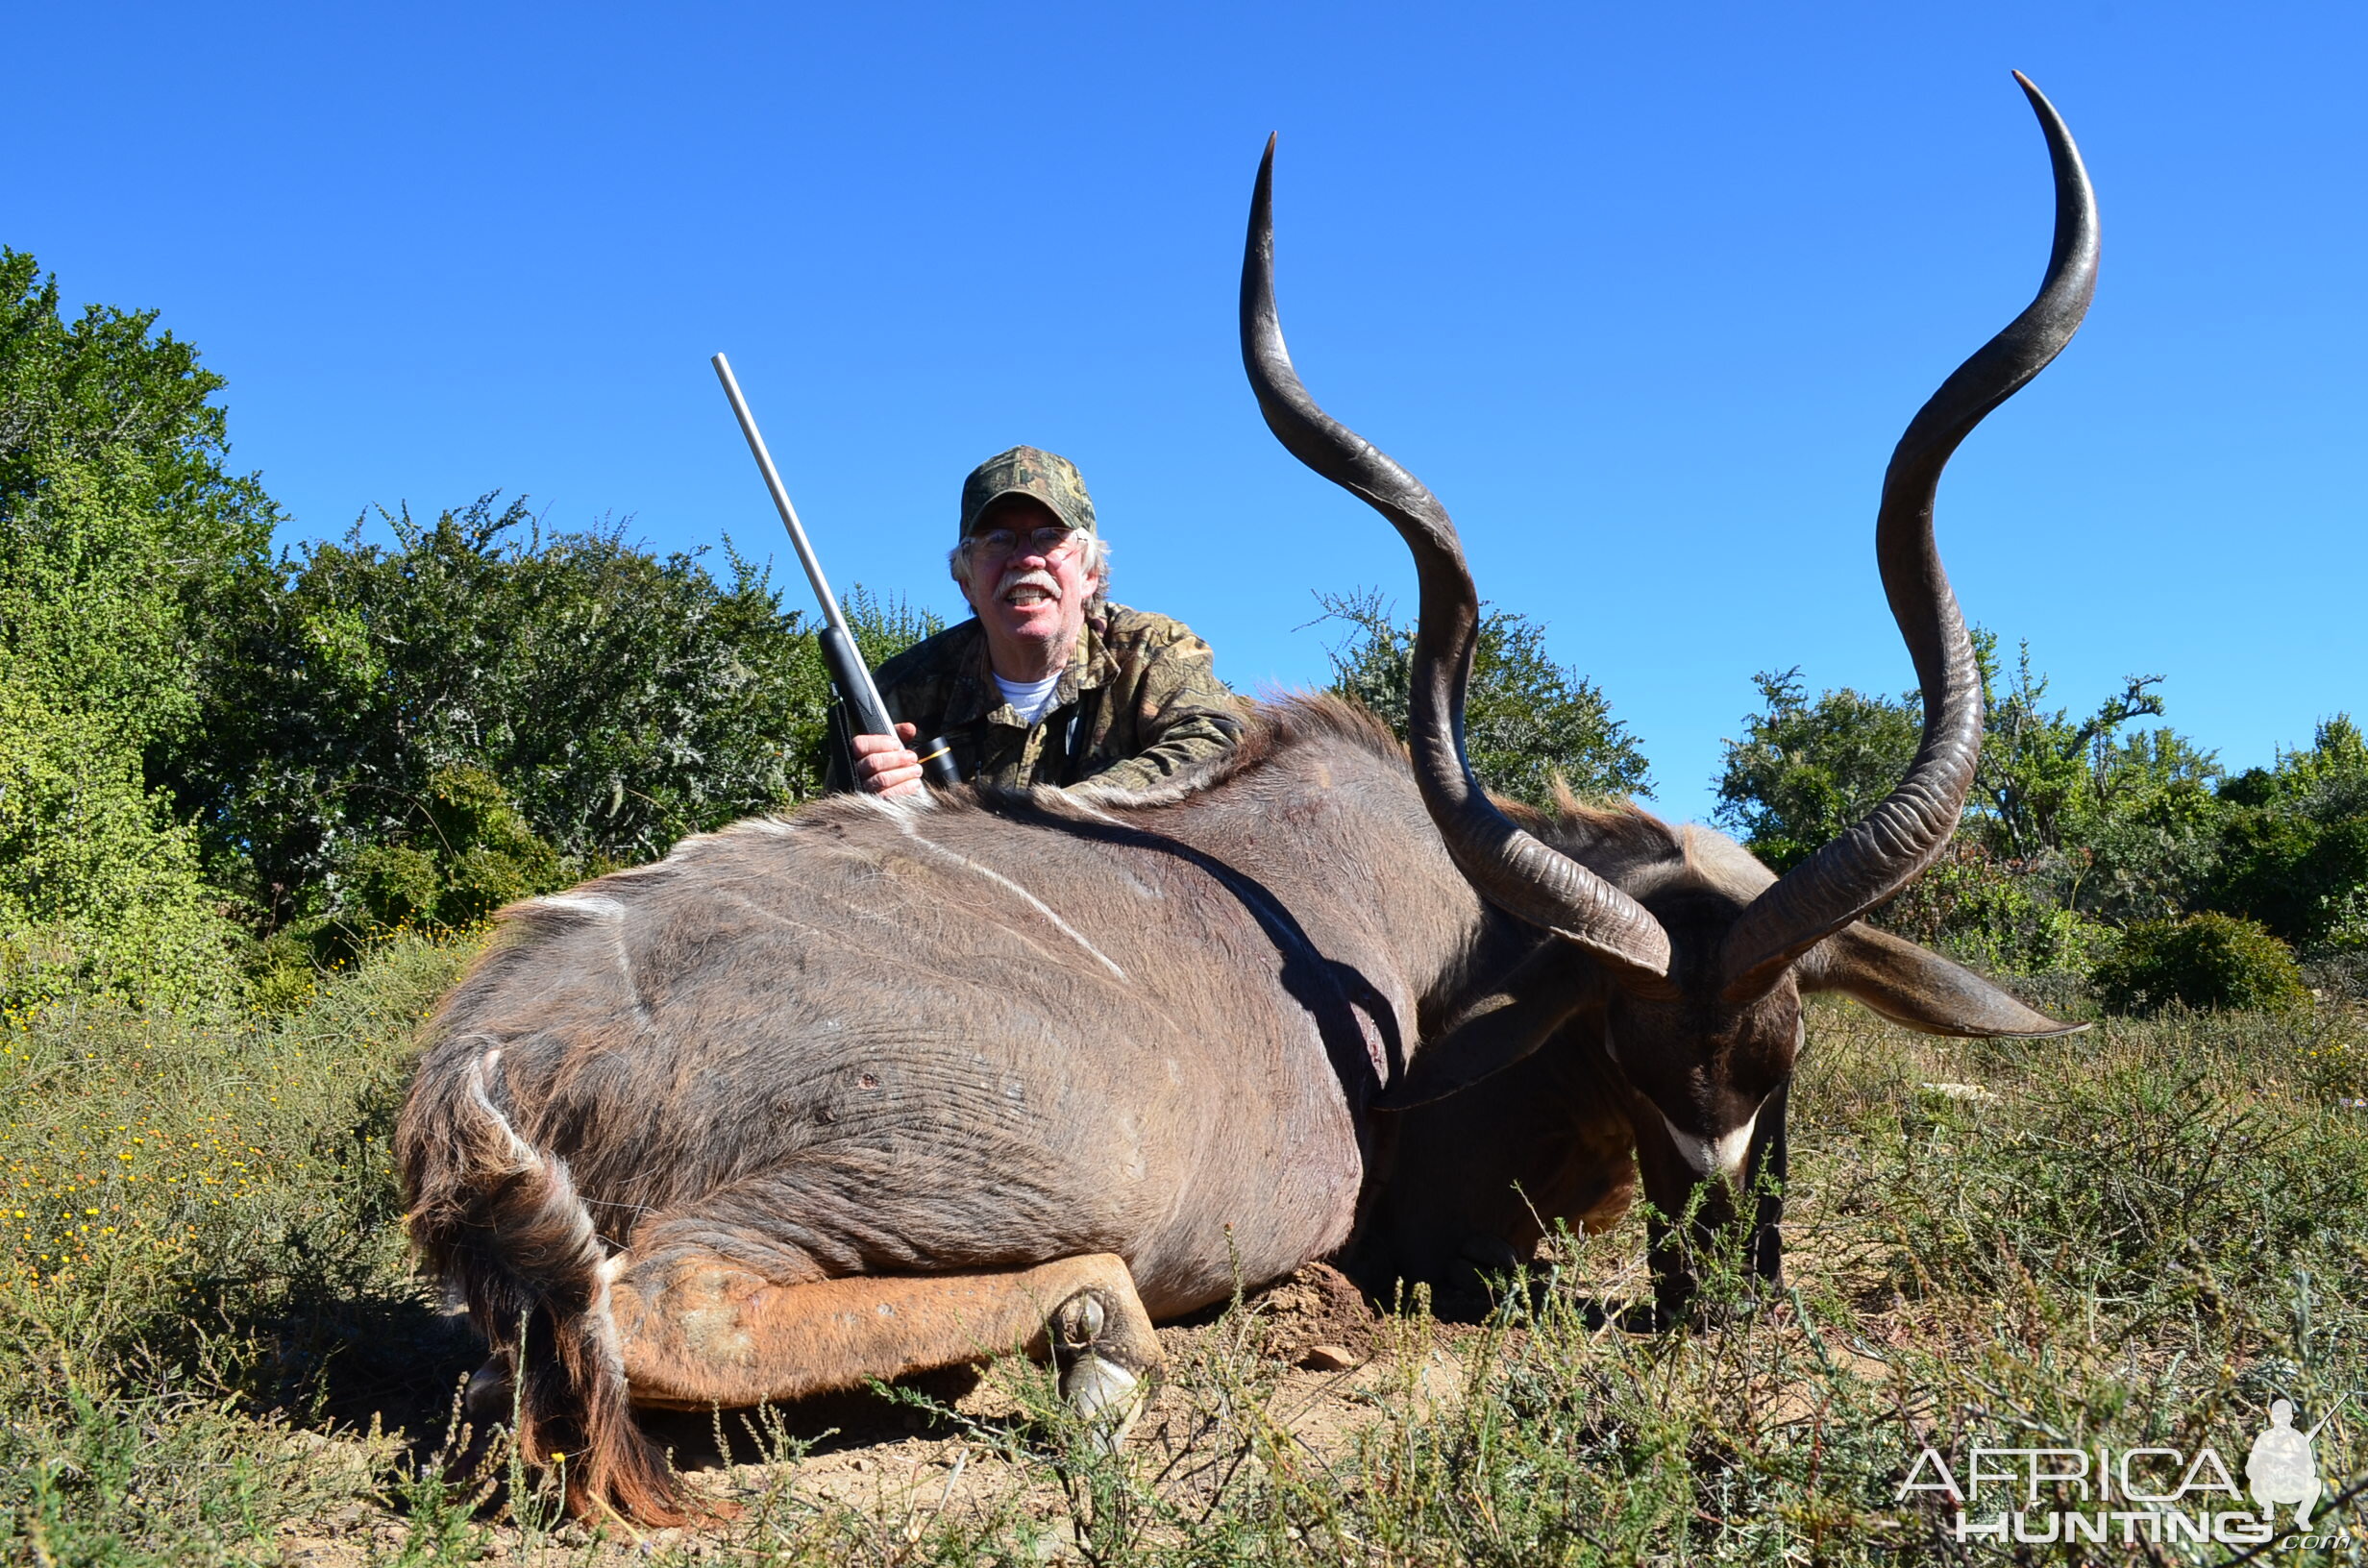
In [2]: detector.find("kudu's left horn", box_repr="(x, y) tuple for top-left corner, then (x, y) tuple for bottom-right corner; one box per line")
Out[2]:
(1718, 72), (2101, 1001)
(1241, 134), (1672, 982)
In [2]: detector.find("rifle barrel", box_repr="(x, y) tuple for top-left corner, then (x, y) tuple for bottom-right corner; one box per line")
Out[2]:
(2304, 1389), (2356, 1441)
(710, 353), (959, 785)
(710, 353), (853, 642)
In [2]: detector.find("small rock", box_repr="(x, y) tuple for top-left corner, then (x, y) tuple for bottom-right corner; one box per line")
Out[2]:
(1300, 1343), (1359, 1372)
(1918, 1081), (1997, 1103)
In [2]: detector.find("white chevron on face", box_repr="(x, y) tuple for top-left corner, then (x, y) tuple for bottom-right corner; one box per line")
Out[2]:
(1660, 1103), (1762, 1187)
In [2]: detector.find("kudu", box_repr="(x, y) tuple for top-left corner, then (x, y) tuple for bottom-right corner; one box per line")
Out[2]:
(397, 76), (2092, 1525)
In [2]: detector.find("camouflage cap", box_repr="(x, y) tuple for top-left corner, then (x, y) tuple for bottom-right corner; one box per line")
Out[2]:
(958, 446), (1098, 542)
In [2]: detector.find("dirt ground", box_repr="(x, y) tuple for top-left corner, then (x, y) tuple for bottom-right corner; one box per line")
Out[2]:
(268, 1262), (1466, 1564)
(659, 1260), (1455, 1513)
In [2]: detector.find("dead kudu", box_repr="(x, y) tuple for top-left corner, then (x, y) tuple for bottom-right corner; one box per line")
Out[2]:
(397, 77), (2094, 1524)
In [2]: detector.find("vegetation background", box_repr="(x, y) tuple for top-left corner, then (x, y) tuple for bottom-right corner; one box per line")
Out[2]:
(4, 253), (2364, 1561)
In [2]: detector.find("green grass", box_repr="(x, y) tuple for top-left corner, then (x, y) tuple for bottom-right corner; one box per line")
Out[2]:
(3, 944), (2365, 1564)
(0, 934), (472, 1566)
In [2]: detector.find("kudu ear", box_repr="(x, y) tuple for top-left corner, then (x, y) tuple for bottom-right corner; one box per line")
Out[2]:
(1370, 943), (1607, 1111)
(1799, 923), (2085, 1040)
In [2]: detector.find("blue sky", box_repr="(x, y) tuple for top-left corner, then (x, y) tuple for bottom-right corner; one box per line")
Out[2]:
(12, 1), (2361, 823)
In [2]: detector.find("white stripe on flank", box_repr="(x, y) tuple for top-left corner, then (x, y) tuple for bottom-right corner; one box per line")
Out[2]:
(1070, 773), (1210, 809)
(466, 1051), (620, 1374)
(1047, 793), (1126, 828)
(526, 893), (650, 1021)
(885, 816), (1128, 981)
(532, 892), (627, 920)
(602, 913), (651, 1026)
(467, 1050), (542, 1172)
(586, 1249), (627, 1380)
(849, 787), (940, 817)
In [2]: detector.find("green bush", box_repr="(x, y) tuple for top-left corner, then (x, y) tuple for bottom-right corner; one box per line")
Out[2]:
(1875, 839), (2107, 975)
(178, 499), (945, 947)
(1713, 667), (1921, 873)
(347, 764), (568, 933)
(0, 250), (270, 1017)
(1314, 588), (1651, 806)
(1714, 637), (2222, 921)
(2209, 715), (2368, 953)
(0, 665), (240, 1016)
(2093, 911), (2309, 1016)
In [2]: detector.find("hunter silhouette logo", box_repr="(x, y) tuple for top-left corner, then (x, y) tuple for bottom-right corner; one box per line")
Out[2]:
(1899, 1394), (2357, 1547)
(2247, 1394), (2351, 1529)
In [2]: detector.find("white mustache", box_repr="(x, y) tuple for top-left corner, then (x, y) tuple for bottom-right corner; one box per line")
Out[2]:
(999, 569), (1060, 600)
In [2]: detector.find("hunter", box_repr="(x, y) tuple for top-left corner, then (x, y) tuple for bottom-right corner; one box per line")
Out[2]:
(831, 445), (1244, 796)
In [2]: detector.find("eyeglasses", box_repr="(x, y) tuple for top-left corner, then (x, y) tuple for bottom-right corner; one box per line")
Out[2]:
(967, 525), (1079, 560)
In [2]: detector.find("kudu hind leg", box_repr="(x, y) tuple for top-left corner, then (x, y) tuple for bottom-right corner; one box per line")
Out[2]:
(608, 1251), (1159, 1447)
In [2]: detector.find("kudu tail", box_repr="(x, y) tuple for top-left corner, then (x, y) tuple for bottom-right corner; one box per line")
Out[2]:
(397, 1046), (692, 1526)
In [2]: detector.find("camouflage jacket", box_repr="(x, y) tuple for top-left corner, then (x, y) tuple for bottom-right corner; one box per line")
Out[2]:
(825, 602), (1245, 794)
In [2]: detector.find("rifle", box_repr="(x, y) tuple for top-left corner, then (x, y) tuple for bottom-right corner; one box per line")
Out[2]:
(710, 353), (960, 790)
(2303, 1390), (2356, 1442)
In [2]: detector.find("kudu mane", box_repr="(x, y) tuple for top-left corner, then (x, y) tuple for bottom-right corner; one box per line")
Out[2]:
(1063, 693), (1406, 808)
(1531, 790), (1779, 912)
(474, 696), (1393, 941)
(458, 694), (1439, 1045)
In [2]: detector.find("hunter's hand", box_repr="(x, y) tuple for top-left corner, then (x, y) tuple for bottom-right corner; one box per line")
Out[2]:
(851, 723), (925, 797)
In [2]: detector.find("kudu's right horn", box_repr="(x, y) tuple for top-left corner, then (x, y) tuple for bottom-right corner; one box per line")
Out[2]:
(1241, 135), (1673, 983)
(1719, 72), (2100, 1001)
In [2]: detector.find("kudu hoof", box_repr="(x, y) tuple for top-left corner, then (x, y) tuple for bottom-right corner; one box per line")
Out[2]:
(1050, 1287), (1148, 1454)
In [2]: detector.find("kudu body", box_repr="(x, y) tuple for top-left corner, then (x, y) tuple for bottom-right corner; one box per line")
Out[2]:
(397, 77), (2094, 1524)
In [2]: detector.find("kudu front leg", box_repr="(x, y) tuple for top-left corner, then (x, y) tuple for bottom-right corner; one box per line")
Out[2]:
(1743, 1081), (1790, 1286)
(605, 1251), (1160, 1450)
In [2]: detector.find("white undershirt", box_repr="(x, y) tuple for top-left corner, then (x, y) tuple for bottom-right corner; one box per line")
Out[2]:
(994, 671), (1064, 724)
